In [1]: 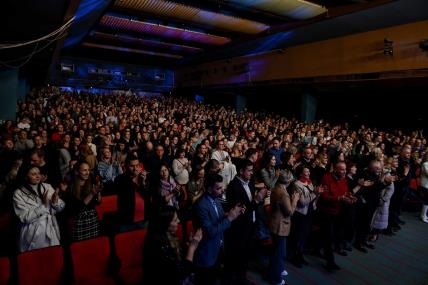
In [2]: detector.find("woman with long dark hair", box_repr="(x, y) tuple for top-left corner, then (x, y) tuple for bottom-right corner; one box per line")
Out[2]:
(143, 205), (202, 285)
(67, 161), (102, 241)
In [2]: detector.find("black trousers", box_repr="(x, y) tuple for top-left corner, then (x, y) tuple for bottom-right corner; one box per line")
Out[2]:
(195, 263), (221, 285)
(320, 212), (340, 265)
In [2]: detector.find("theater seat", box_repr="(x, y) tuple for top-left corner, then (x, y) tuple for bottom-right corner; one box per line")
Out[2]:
(96, 195), (118, 220)
(176, 220), (194, 243)
(115, 229), (147, 285)
(17, 245), (64, 285)
(0, 213), (11, 230)
(70, 236), (115, 285)
(0, 213), (14, 255)
(0, 257), (10, 285)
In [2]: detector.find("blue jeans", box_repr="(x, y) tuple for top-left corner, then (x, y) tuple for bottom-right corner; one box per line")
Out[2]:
(269, 234), (286, 284)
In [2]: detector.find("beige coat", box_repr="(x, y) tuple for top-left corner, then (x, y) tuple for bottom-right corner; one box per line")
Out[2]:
(268, 184), (296, 236)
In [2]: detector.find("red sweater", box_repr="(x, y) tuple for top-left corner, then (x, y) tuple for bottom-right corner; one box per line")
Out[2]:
(318, 173), (348, 216)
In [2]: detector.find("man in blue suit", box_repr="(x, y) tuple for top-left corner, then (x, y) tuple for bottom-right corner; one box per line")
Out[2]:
(193, 173), (244, 285)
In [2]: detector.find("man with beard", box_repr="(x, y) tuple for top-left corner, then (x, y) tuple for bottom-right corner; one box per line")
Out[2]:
(193, 173), (244, 285)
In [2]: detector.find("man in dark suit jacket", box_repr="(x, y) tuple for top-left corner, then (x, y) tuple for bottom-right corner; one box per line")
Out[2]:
(193, 173), (244, 285)
(224, 159), (268, 285)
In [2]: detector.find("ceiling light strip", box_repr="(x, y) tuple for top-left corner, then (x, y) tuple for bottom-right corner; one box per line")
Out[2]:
(100, 15), (231, 45)
(114, 0), (269, 34)
(91, 31), (203, 53)
(82, 42), (183, 58)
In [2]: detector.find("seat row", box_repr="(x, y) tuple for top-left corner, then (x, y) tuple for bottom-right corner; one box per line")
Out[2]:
(0, 219), (194, 285)
(0, 230), (144, 285)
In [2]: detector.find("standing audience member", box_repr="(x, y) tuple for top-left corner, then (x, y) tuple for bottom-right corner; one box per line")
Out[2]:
(419, 153), (428, 223)
(67, 161), (102, 241)
(225, 159), (268, 285)
(354, 160), (384, 251)
(211, 140), (237, 186)
(260, 153), (280, 190)
(58, 141), (71, 179)
(193, 173), (244, 285)
(0, 137), (20, 182)
(288, 166), (323, 267)
(188, 165), (205, 205)
(370, 173), (395, 241)
(97, 147), (123, 194)
(156, 164), (182, 210)
(268, 138), (285, 167)
(389, 146), (412, 230)
(318, 162), (355, 271)
(172, 148), (192, 186)
(14, 166), (65, 252)
(115, 155), (147, 231)
(14, 130), (34, 155)
(268, 170), (300, 285)
(143, 205), (202, 285)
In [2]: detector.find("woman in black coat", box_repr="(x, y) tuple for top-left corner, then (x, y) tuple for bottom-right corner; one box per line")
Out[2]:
(143, 205), (202, 285)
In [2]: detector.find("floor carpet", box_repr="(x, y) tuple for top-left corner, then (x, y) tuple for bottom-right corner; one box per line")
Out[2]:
(248, 212), (428, 285)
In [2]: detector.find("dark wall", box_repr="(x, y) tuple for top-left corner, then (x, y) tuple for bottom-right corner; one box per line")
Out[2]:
(315, 85), (428, 132)
(175, 82), (428, 133)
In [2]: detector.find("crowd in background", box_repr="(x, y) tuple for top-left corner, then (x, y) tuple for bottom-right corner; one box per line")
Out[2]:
(1, 86), (428, 285)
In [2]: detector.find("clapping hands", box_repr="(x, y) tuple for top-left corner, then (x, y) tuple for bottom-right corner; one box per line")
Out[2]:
(228, 203), (246, 221)
(188, 228), (203, 249)
(339, 192), (357, 204)
(51, 188), (59, 205)
(43, 188), (60, 207)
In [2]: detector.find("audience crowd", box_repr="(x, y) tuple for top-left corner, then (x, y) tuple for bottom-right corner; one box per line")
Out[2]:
(1, 86), (428, 285)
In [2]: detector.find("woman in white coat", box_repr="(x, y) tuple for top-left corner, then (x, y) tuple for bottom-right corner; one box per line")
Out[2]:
(13, 166), (65, 252)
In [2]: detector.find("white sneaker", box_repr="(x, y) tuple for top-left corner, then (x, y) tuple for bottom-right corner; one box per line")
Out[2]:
(281, 269), (288, 277)
(421, 205), (428, 223)
(275, 280), (285, 285)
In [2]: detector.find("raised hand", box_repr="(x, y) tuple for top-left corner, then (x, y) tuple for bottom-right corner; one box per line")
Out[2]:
(42, 190), (49, 207)
(59, 182), (68, 192)
(228, 204), (245, 221)
(191, 228), (203, 245)
(315, 185), (325, 194)
(255, 187), (268, 203)
(292, 191), (301, 201)
(91, 184), (102, 195)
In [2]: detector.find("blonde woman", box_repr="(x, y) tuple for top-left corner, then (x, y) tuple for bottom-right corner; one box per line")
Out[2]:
(14, 166), (65, 252)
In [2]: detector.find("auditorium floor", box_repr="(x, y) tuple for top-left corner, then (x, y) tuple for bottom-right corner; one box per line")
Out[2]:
(247, 212), (428, 285)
